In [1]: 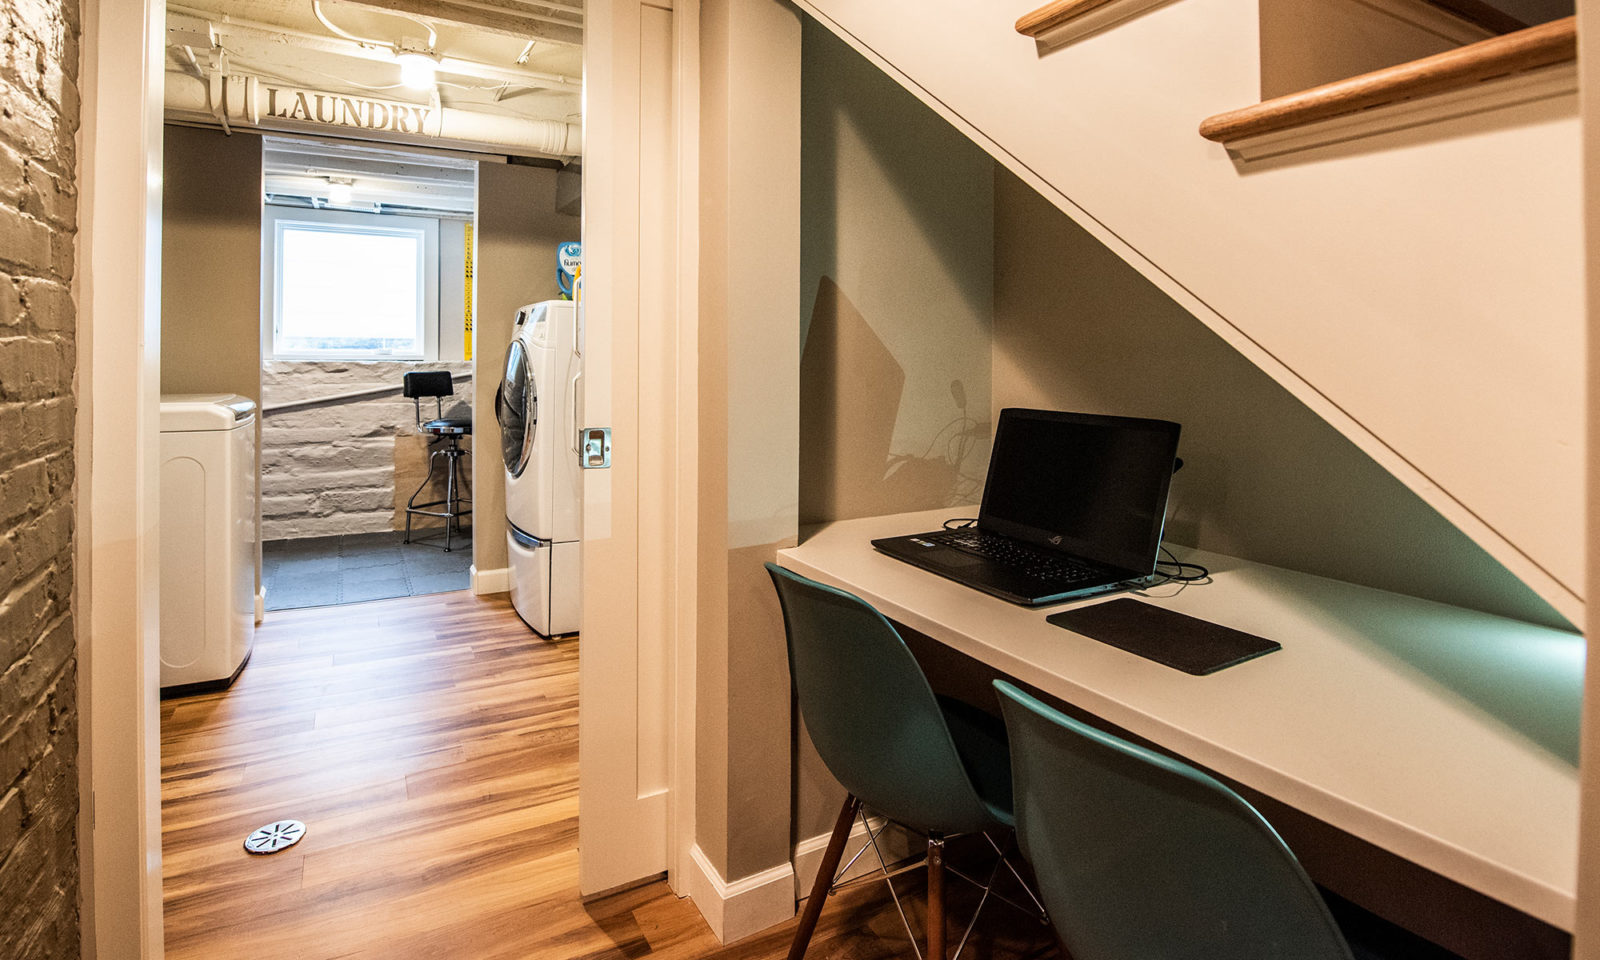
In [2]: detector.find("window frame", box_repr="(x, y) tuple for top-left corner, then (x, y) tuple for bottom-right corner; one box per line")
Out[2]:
(261, 204), (442, 362)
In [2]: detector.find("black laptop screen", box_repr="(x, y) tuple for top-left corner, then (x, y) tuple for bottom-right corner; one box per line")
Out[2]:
(979, 409), (1180, 575)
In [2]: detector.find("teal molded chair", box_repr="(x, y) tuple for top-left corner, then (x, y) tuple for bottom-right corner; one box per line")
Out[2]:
(993, 680), (1355, 960)
(766, 563), (1027, 960)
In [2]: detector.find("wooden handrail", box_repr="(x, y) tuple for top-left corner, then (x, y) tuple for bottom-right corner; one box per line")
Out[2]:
(1015, 0), (1119, 37)
(1199, 16), (1575, 144)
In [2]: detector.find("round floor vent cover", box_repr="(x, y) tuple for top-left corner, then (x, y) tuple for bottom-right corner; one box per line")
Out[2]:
(244, 820), (306, 855)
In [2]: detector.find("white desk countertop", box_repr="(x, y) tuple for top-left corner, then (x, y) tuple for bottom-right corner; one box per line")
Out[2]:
(776, 507), (1584, 931)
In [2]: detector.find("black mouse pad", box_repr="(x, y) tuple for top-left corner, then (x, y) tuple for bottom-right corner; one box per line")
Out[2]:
(1046, 598), (1281, 675)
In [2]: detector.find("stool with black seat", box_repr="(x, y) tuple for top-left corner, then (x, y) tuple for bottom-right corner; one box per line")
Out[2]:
(403, 370), (472, 553)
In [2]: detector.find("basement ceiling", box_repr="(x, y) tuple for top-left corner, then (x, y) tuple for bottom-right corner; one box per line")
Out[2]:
(165, 0), (582, 155)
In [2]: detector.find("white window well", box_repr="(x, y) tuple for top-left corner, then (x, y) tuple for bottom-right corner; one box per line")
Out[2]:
(265, 210), (441, 360)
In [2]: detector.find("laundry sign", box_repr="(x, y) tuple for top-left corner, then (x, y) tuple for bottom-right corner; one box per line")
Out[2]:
(262, 85), (435, 136)
(171, 72), (580, 156)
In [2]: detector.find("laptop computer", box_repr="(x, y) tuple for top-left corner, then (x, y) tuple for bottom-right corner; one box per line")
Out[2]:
(872, 408), (1182, 606)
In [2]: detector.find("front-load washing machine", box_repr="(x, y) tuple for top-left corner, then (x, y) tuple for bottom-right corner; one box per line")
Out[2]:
(497, 300), (581, 636)
(159, 394), (258, 692)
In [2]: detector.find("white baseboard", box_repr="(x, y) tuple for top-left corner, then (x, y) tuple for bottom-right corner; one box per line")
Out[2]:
(686, 843), (796, 944)
(469, 564), (509, 595)
(791, 813), (918, 902)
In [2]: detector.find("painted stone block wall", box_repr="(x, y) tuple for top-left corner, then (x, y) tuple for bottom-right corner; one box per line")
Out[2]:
(261, 360), (472, 540)
(0, 0), (81, 955)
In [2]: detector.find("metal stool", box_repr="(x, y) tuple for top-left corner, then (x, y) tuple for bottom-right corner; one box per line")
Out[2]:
(403, 371), (472, 552)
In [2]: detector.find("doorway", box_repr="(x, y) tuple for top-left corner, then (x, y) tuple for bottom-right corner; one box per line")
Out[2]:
(81, 0), (689, 952)
(153, 0), (596, 951)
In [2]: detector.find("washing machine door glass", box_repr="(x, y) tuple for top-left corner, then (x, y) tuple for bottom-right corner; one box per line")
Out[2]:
(497, 340), (537, 477)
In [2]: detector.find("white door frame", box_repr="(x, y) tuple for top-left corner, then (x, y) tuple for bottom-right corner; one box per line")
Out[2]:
(75, 0), (699, 952)
(77, 0), (168, 955)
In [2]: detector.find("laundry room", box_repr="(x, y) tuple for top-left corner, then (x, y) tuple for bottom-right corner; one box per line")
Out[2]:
(160, 82), (580, 617)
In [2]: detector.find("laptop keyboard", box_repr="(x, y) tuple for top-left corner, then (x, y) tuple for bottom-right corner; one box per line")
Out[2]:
(929, 531), (1104, 586)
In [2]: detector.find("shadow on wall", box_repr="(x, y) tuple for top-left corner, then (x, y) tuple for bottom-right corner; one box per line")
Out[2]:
(799, 277), (985, 524)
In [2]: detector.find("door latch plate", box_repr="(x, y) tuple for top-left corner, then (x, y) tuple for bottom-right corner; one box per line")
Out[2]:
(581, 427), (611, 469)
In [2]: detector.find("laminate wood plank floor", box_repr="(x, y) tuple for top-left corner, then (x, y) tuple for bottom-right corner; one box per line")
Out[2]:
(161, 589), (1059, 960)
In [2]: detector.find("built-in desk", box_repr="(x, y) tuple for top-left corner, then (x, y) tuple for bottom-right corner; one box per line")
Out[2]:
(776, 507), (1583, 934)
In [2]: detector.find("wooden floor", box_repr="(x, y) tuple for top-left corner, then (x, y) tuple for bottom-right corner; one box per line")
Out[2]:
(161, 589), (1058, 960)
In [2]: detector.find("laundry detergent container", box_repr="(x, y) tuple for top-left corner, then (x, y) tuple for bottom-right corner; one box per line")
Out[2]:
(159, 394), (258, 693)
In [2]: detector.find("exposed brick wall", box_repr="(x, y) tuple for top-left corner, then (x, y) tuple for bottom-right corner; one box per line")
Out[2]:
(262, 361), (471, 540)
(0, 0), (81, 956)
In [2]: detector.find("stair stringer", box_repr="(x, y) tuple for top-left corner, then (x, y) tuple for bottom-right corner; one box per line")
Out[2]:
(792, 0), (1584, 624)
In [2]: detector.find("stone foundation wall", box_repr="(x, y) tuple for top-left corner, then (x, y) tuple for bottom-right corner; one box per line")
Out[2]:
(261, 361), (472, 540)
(0, 0), (82, 955)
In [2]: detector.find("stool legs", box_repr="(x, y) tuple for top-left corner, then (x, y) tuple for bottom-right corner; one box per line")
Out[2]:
(788, 794), (862, 960)
(404, 437), (472, 550)
(443, 449), (457, 552)
(403, 447), (444, 545)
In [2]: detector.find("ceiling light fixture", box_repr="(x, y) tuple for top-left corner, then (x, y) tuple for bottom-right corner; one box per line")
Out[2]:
(327, 177), (355, 204)
(395, 38), (440, 90)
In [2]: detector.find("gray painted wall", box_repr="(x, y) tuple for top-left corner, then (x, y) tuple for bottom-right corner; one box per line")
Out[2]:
(471, 162), (581, 575)
(794, 19), (998, 844)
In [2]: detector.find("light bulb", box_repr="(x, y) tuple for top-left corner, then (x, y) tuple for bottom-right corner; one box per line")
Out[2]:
(397, 52), (437, 90)
(328, 180), (354, 204)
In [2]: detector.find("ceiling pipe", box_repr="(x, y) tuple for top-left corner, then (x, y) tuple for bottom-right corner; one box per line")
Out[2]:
(165, 69), (582, 157)
(168, 6), (580, 89)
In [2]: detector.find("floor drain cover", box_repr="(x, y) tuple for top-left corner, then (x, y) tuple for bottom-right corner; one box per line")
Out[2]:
(244, 820), (306, 855)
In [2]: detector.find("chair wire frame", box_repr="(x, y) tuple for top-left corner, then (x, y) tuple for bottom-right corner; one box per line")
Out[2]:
(825, 807), (1050, 960)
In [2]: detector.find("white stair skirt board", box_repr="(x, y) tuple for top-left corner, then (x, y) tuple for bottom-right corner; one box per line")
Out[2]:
(686, 844), (797, 944)
(469, 565), (510, 595)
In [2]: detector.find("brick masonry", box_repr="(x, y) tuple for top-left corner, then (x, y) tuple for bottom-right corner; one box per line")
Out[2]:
(262, 360), (472, 540)
(0, 0), (81, 956)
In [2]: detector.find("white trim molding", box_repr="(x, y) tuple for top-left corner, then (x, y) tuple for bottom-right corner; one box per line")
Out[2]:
(686, 844), (797, 944)
(469, 564), (510, 594)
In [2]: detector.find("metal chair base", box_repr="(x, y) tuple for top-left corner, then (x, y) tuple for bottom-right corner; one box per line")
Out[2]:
(788, 794), (1049, 960)
(405, 436), (472, 552)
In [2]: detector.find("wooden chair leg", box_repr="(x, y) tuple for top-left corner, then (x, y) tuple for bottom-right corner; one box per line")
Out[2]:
(927, 833), (946, 960)
(788, 794), (862, 960)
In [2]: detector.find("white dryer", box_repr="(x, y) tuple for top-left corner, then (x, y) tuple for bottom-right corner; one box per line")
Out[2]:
(497, 300), (582, 636)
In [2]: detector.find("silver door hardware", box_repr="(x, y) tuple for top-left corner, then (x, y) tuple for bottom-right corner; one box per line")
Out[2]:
(581, 427), (612, 469)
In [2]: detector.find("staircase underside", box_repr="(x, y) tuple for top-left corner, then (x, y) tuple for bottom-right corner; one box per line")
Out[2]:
(793, 0), (1584, 623)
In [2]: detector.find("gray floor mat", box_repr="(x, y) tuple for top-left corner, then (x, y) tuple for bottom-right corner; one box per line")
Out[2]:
(263, 529), (473, 611)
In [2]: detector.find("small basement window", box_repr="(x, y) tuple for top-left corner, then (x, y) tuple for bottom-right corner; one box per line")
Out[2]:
(266, 213), (439, 360)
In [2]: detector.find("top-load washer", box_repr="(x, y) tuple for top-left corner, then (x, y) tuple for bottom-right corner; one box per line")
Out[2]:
(159, 394), (258, 692)
(497, 300), (582, 636)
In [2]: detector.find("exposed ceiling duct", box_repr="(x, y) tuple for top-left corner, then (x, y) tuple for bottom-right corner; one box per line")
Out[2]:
(261, 136), (479, 214)
(163, 1), (582, 158)
(166, 67), (581, 158)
